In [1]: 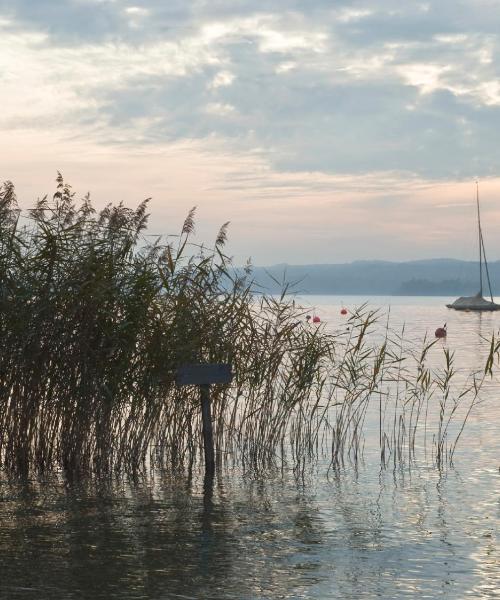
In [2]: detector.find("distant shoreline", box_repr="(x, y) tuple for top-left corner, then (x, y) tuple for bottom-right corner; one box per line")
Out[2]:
(244, 259), (499, 296)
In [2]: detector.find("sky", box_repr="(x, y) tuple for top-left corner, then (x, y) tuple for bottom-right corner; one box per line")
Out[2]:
(1, 0), (500, 265)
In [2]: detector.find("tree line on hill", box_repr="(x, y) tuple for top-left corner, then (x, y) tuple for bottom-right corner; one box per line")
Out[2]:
(247, 259), (500, 296)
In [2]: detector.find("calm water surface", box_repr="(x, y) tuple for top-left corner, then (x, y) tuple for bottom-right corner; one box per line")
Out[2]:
(1, 297), (499, 599)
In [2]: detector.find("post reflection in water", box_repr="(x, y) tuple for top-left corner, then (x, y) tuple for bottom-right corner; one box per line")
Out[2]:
(0, 297), (499, 599)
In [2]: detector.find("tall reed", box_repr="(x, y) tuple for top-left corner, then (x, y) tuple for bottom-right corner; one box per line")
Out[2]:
(0, 176), (497, 476)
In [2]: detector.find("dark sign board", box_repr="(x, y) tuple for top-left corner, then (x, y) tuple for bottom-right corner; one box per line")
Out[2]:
(176, 363), (233, 386)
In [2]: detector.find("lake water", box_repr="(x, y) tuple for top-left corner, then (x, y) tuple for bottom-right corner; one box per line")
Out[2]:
(1, 296), (499, 599)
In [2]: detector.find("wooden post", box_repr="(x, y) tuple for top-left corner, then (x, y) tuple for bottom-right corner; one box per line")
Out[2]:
(176, 363), (232, 475)
(200, 383), (215, 475)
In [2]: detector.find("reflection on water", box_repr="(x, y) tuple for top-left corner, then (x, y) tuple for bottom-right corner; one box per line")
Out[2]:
(1, 297), (499, 599)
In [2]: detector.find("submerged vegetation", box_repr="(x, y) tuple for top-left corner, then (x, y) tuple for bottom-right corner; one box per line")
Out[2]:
(0, 175), (498, 476)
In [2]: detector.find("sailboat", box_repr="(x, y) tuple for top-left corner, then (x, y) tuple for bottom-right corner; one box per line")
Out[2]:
(447, 183), (500, 311)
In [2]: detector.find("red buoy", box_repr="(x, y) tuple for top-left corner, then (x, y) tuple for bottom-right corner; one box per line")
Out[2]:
(313, 316), (321, 323)
(340, 308), (348, 316)
(435, 324), (447, 338)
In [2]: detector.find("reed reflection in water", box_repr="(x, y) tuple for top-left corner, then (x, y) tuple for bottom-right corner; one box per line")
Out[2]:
(0, 459), (498, 599)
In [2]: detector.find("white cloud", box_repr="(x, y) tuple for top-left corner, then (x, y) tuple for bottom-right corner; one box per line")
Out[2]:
(257, 28), (327, 53)
(0, 24), (222, 130)
(124, 5), (150, 28)
(336, 8), (374, 23)
(205, 102), (236, 116)
(124, 6), (150, 16)
(275, 61), (296, 74)
(398, 63), (450, 95)
(209, 70), (235, 88)
(434, 34), (469, 44)
(478, 80), (500, 105)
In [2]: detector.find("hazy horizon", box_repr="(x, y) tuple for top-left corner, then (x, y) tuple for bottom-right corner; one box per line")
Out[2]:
(2, 1), (500, 265)
(251, 256), (499, 267)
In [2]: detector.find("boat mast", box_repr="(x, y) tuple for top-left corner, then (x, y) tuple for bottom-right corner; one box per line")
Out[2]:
(476, 182), (495, 302)
(481, 233), (495, 303)
(476, 181), (483, 296)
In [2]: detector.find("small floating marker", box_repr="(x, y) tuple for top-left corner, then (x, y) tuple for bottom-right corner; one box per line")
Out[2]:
(340, 308), (348, 316)
(313, 316), (321, 323)
(435, 324), (447, 338)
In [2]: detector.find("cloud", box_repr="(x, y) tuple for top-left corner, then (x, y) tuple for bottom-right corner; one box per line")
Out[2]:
(1, 0), (500, 182)
(209, 70), (235, 88)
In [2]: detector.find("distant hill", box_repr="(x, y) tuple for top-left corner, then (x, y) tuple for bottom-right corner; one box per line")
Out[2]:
(246, 259), (500, 296)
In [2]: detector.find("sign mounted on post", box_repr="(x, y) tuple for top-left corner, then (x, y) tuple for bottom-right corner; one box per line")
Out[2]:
(175, 363), (233, 476)
(176, 363), (233, 386)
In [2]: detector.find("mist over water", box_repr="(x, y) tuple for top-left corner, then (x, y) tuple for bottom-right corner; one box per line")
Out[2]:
(1, 297), (499, 599)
